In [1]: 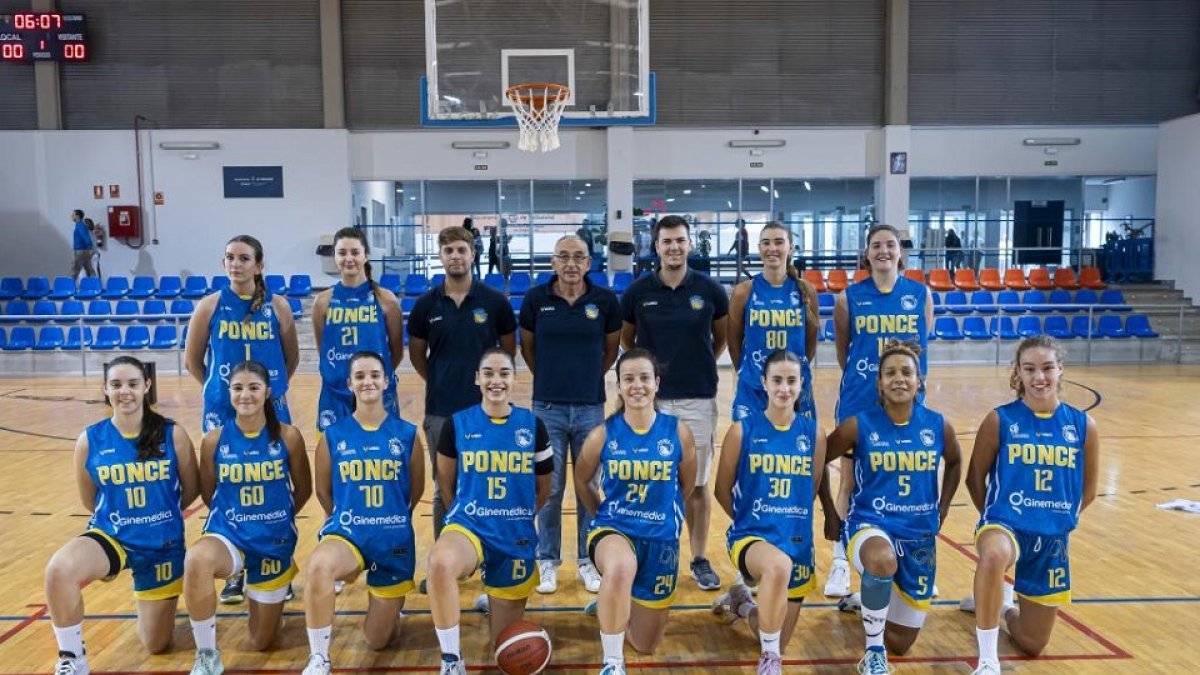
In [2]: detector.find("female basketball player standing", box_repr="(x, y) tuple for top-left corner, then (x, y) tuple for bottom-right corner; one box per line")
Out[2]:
(827, 224), (933, 597)
(822, 340), (961, 674)
(312, 227), (404, 432)
(574, 348), (697, 675)
(727, 221), (819, 421)
(427, 348), (553, 675)
(44, 356), (200, 675)
(962, 336), (1099, 675)
(182, 360), (311, 674)
(301, 351), (425, 675)
(712, 350), (827, 675)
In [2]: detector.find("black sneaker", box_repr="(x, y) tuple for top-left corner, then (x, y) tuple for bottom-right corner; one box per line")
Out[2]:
(690, 557), (721, 591)
(219, 572), (245, 605)
(284, 583), (295, 602)
(419, 578), (428, 594)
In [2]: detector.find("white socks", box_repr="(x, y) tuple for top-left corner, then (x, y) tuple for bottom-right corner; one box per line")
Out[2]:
(436, 625), (461, 658)
(759, 629), (781, 656)
(190, 616), (217, 651)
(977, 627), (999, 663)
(307, 625), (332, 658)
(601, 631), (625, 663)
(52, 623), (84, 658)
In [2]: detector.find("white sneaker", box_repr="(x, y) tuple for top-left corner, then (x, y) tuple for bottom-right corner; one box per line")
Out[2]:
(732, 572), (759, 595)
(54, 653), (90, 675)
(599, 659), (626, 675)
(536, 561), (558, 594)
(301, 654), (332, 675)
(961, 583), (1014, 614)
(578, 561), (602, 593)
(334, 580), (345, 594)
(959, 594), (976, 612)
(439, 654), (467, 675)
(932, 583), (940, 598)
(971, 659), (1002, 675)
(473, 593), (490, 615)
(837, 591), (862, 613)
(856, 647), (892, 674)
(189, 648), (224, 675)
(824, 557), (851, 597)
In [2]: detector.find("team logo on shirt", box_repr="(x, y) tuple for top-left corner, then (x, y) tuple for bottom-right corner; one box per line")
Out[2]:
(920, 428), (936, 447)
(790, 290), (800, 305)
(319, 409), (336, 429)
(689, 295), (705, 311)
(901, 294), (918, 311)
(1062, 424), (1078, 444)
(796, 435), (811, 453)
(584, 303), (600, 320)
(219, 444), (233, 459)
(473, 308), (488, 324)
(1008, 423), (1026, 439)
(607, 439), (623, 455)
(388, 438), (405, 457)
(656, 438), (674, 457)
(205, 411), (222, 431)
(868, 431), (882, 446)
(262, 304), (274, 319)
(268, 440), (282, 457)
(515, 428), (534, 448)
(336, 440), (351, 456)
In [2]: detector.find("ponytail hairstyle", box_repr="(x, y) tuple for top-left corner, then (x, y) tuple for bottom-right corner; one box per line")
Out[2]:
(860, 223), (906, 271)
(103, 356), (171, 462)
(478, 345), (516, 370)
(333, 226), (381, 298)
(875, 338), (925, 405)
(1009, 335), (1067, 398)
(610, 347), (662, 419)
(762, 349), (805, 412)
(761, 220), (808, 310)
(226, 235), (267, 322)
(228, 360), (281, 443)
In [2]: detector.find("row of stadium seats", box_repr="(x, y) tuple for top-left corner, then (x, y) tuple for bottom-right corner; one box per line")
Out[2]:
(0, 297), (304, 324)
(0, 325), (187, 351)
(812, 314), (1160, 342)
(801, 266), (1108, 293)
(0, 274), (313, 301)
(378, 271), (638, 298)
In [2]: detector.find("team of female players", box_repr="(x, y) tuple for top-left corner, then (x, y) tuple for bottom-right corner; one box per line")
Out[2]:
(43, 223), (1099, 675)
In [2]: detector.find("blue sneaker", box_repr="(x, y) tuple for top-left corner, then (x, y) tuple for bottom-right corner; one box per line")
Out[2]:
(857, 647), (892, 675)
(439, 654), (466, 675)
(584, 599), (598, 616)
(599, 659), (626, 675)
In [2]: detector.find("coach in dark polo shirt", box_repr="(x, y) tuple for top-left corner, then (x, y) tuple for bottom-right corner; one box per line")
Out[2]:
(519, 234), (620, 596)
(408, 225), (516, 538)
(621, 214), (729, 591)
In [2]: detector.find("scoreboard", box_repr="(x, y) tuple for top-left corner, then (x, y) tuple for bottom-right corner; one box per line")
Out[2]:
(0, 13), (88, 62)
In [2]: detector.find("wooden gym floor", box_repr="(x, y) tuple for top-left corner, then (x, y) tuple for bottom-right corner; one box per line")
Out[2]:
(0, 364), (1197, 674)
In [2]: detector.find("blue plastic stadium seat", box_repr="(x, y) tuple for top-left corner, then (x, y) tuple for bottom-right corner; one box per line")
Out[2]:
(944, 290), (971, 315)
(1125, 315), (1159, 338)
(75, 277), (102, 300)
(142, 299), (167, 322)
(156, 275), (182, 299)
(931, 292), (946, 315)
(1044, 316), (1074, 339)
(64, 326), (93, 350)
(401, 297), (416, 315)
(114, 300), (140, 323)
(58, 300), (85, 324)
(1048, 289), (1076, 313)
(288, 297), (303, 317)
(121, 325), (151, 349)
(86, 300), (112, 323)
(587, 272), (610, 289)
(962, 316), (991, 340)
(23, 276), (50, 300)
(823, 319), (835, 341)
(101, 276), (130, 299)
(970, 291), (997, 315)
(611, 272), (633, 294)
(1074, 289), (1098, 306)
(128, 275), (157, 300)
(431, 274), (446, 288)
(484, 273), (506, 291)
(209, 276), (231, 293)
(1098, 315), (1129, 338)
(92, 326), (122, 349)
(150, 325), (178, 349)
(510, 296), (523, 313)
(404, 274), (429, 297)
(996, 290), (1024, 314)
(0, 277), (22, 301)
(4, 326), (34, 350)
(181, 276), (209, 299)
(934, 316), (964, 340)
(989, 317), (1019, 340)
(1016, 316), (1042, 338)
(264, 275), (286, 296)
(1023, 290), (1050, 313)
(170, 299), (195, 316)
(31, 300), (57, 324)
(288, 275), (313, 298)
(49, 277), (76, 300)
(3, 300), (30, 323)
(535, 272), (554, 287)
(818, 293), (835, 317)
(0, 327), (5, 348)
(508, 273), (532, 296)
(1099, 289), (1131, 312)
(1071, 315), (1098, 338)
(379, 273), (403, 295)
(34, 326), (64, 350)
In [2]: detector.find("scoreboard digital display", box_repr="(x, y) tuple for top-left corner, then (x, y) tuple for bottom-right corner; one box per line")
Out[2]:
(0, 13), (88, 62)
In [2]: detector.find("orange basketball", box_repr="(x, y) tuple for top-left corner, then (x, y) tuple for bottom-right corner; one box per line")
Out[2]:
(494, 620), (552, 675)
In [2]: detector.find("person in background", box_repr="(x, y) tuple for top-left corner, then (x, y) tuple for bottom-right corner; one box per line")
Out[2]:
(467, 219), (483, 278)
(945, 228), (963, 273)
(70, 209), (96, 280)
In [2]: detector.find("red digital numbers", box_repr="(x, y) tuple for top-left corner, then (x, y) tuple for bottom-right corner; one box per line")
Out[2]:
(1, 43), (25, 60)
(63, 43), (85, 60)
(14, 13), (63, 30)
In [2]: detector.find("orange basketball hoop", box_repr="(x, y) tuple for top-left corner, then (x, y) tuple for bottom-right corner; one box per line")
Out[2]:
(505, 82), (570, 152)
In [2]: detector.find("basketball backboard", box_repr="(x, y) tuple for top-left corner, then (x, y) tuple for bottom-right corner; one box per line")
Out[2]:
(422, 0), (654, 127)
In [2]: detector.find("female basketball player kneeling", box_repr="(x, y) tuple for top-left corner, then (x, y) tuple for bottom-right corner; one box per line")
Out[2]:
(301, 351), (425, 675)
(45, 356), (200, 675)
(574, 348), (697, 675)
(712, 350), (827, 675)
(182, 360), (311, 674)
(961, 336), (1099, 675)
(427, 348), (553, 675)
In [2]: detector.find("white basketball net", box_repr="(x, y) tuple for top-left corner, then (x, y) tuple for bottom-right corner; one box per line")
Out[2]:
(505, 83), (570, 153)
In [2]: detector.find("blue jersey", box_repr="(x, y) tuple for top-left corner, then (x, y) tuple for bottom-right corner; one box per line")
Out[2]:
(319, 282), (395, 396)
(846, 404), (945, 538)
(837, 277), (928, 423)
(203, 287), (289, 410)
(445, 405), (541, 559)
(736, 274), (815, 417)
(726, 410), (817, 557)
(204, 424), (297, 556)
(86, 419), (185, 551)
(983, 400), (1088, 536)
(592, 412), (685, 542)
(319, 415), (417, 543)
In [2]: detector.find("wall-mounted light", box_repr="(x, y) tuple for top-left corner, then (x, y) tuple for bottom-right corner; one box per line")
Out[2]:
(1022, 138), (1081, 147)
(452, 141), (511, 150)
(159, 141), (220, 150)
(728, 139), (786, 148)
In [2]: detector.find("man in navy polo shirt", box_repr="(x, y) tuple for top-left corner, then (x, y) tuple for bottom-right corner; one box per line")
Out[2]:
(621, 214), (729, 591)
(519, 234), (620, 596)
(408, 225), (517, 540)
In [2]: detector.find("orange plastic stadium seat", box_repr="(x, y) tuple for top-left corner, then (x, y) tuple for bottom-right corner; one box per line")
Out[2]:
(1079, 267), (1107, 290)
(853, 269), (870, 284)
(978, 268), (1005, 291)
(1055, 267), (1080, 290)
(928, 268), (955, 291)
(1026, 268), (1053, 291)
(903, 269), (927, 285)
(953, 269), (981, 291)
(1005, 268), (1033, 291)
(802, 270), (827, 293)
(826, 269), (849, 293)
